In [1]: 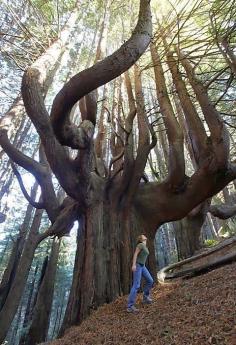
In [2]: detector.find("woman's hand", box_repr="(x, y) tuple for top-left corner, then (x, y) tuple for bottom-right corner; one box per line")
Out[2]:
(131, 246), (141, 272)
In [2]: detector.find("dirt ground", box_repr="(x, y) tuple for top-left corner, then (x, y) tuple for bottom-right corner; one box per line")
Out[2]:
(49, 262), (236, 345)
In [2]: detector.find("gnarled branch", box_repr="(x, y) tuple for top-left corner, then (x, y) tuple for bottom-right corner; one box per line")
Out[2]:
(50, 0), (152, 147)
(10, 162), (45, 209)
(0, 129), (45, 181)
(209, 204), (236, 220)
(39, 200), (79, 242)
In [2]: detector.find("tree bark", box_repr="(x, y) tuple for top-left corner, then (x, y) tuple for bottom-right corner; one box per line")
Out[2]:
(2, 1), (236, 342)
(173, 216), (202, 260)
(0, 209), (43, 344)
(50, 0), (152, 149)
(19, 263), (39, 345)
(150, 43), (185, 188)
(0, 183), (38, 310)
(59, 203), (153, 334)
(25, 240), (60, 345)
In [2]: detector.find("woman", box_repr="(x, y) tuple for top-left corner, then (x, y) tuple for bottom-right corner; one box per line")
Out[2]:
(127, 234), (154, 313)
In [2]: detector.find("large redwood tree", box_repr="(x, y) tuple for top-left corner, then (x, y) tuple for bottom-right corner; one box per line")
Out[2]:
(0, 0), (236, 339)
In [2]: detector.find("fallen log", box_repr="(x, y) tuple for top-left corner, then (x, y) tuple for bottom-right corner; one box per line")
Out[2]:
(157, 235), (236, 283)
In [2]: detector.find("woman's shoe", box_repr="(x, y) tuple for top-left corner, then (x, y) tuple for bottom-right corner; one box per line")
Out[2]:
(143, 296), (152, 304)
(127, 305), (139, 313)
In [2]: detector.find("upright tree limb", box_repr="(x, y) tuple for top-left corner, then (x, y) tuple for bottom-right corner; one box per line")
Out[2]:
(123, 64), (155, 204)
(21, 8), (83, 200)
(94, 85), (108, 160)
(50, 0), (152, 147)
(166, 50), (208, 167)
(120, 70), (137, 180)
(177, 48), (230, 171)
(150, 43), (185, 188)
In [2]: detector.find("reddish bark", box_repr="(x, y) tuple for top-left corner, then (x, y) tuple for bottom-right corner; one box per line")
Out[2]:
(1, 0), (236, 340)
(150, 43), (185, 188)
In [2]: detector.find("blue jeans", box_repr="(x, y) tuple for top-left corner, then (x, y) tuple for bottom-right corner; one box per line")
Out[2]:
(127, 263), (154, 308)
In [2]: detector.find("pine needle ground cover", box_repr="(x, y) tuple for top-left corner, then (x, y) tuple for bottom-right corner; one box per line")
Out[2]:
(49, 262), (236, 345)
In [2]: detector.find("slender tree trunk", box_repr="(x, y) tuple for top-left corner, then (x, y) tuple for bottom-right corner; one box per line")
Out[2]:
(52, 308), (60, 340)
(0, 209), (43, 344)
(8, 299), (24, 345)
(0, 172), (14, 204)
(0, 236), (11, 270)
(0, 183), (38, 310)
(0, 96), (26, 161)
(0, 119), (33, 218)
(51, 288), (65, 339)
(206, 214), (220, 239)
(25, 240), (60, 345)
(58, 225), (84, 336)
(19, 263), (39, 345)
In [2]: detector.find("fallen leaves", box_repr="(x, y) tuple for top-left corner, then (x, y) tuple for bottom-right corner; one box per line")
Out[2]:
(48, 262), (236, 345)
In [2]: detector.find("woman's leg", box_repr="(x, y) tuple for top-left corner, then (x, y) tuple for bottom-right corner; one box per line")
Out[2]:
(142, 266), (154, 298)
(127, 264), (142, 308)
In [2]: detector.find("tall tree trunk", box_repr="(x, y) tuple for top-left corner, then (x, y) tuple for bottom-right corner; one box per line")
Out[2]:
(19, 263), (39, 345)
(25, 240), (60, 345)
(173, 219), (200, 260)
(0, 235), (11, 269)
(0, 209), (43, 344)
(173, 205), (207, 260)
(206, 214), (220, 239)
(0, 183), (38, 310)
(51, 288), (66, 339)
(59, 204), (153, 335)
(0, 97), (26, 162)
(8, 298), (24, 345)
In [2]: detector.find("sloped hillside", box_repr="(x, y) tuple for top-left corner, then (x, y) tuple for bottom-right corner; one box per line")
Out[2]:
(49, 262), (236, 345)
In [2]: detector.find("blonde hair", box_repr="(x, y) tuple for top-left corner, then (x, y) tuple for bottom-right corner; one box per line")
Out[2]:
(137, 234), (146, 243)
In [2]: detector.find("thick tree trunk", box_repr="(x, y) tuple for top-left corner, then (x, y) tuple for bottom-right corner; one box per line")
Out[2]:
(173, 219), (201, 260)
(171, 204), (209, 262)
(59, 203), (154, 335)
(155, 224), (176, 268)
(0, 209), (43, 344)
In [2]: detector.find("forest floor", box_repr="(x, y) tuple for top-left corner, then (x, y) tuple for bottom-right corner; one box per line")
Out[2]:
(49, 261), (236, 345)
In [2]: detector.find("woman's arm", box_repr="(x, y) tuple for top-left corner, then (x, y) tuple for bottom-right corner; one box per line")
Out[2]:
(132, 246), (141, 272)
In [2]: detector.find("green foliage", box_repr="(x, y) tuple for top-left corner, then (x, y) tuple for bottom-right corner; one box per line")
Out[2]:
(219, 220), (236, 237)
(31, 0), (77, 22)
(203, 239), (219, 248)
